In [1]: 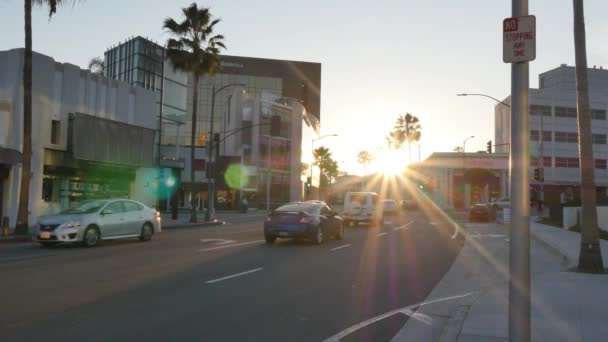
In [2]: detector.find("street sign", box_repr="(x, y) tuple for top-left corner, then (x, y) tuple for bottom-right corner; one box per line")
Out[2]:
(503, 15), (536, 63)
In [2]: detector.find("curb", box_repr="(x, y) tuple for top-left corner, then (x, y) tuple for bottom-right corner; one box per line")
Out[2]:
(162, 220), (226, 230)
(0, 235), (32, 244)
(529, 226), (573, 268)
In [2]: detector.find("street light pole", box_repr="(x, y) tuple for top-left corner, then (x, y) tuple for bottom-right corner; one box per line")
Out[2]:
(205, 83), (246, 222)
(461, 135), (474, 208)
(510, 1), (531, 341)
(310, 134), (338, 200)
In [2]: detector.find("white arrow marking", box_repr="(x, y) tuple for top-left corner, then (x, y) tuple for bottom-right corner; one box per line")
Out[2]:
(200, 238), (236, 245)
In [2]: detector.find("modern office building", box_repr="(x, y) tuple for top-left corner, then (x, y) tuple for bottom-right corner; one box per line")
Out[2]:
(496, 64), (608, 205)
(0, 49), (157, 231)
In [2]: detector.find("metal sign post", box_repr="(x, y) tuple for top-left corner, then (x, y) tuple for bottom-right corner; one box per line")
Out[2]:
(504, 2), (534, 341)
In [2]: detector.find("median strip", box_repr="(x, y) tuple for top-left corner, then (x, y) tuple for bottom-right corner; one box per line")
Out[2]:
(205, 267), (263, 284)
(198, 240), (264, 252)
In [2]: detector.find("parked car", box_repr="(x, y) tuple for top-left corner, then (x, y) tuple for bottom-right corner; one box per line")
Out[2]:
(34, 199), (161, 247)
(469, 203), (497, 222)
(342, 192), (383, 227)
(400, 198), (417, 210)
(491, 198), (510, 210)
(264, 201), (344, 244)
(381, 199), (398, 216)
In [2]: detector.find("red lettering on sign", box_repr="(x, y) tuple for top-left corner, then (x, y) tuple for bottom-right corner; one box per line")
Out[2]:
(515, 50), (525, 56)
(504, 18), (518, 32)
(514, 42), (524, 49)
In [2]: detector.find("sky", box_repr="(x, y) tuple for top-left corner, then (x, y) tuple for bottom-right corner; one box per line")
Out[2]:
(2, 0), (608, 175)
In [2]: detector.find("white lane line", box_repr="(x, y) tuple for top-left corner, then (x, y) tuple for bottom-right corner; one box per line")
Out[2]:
(200, 238), (236, 245)
(384, 221), (393, 225)
(322, 292), (473, 342)
(198, 240), (264, 252)
(376, 232), (388, 237)
(331, 244), (352, 251)
(205, 267), (263, 284)
(451, 223), (460, 239)
(393, 220), (415, 231)
(429, 222), (438, 225)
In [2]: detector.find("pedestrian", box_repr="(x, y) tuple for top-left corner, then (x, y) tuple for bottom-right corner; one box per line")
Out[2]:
(241, 197), (248, 214)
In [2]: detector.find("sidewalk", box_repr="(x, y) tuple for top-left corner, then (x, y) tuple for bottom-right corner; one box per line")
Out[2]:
(160, 208), (266, 229)
(393, 221), (608, 342)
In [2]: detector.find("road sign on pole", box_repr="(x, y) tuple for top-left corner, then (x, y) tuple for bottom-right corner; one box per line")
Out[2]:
(503, 15), (536, 63)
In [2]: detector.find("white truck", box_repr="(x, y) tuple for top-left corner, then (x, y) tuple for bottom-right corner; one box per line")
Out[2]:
(342, 192), (384, 227)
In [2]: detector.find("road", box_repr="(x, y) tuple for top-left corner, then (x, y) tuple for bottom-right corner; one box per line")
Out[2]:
(0, 210), (465, 342)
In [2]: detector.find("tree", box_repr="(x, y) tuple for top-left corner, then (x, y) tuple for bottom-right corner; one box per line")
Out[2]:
(17, 0), (73, 234)
(391, 113), (422, 163)
(357, 150), (373, 190)
(313, 146), (332, 198)
(88, 56), (104, 75)
(300, 162), (310, 176)
(572, 0), (604, 273)
(453, 146), (464, 153)
(164, 3), (225, 223)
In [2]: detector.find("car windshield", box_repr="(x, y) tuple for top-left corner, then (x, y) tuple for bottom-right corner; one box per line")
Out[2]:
(60, 200), (107, 214)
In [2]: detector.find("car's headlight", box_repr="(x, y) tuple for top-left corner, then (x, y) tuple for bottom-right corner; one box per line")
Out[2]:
(63, 222), (81, 228)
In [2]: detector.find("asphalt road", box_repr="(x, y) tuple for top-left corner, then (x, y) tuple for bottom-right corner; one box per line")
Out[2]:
(0, 209), (465, 342)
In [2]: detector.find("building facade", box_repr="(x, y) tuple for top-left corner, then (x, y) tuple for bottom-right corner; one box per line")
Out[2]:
(0, 49), (157, 231)
(496, 64), (608, 205)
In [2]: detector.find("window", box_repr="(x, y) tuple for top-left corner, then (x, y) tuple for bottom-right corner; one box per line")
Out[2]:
(105, 201), (125, 214)
(51, 120), (60, 144)
(320, 206), (330, 216)
(555, 132), (578, 143)
(531, 157), (552, 167)
(591, 109), (606, 120)
(592, 134), (607, 145)
(123, 201), (143, 212)
(555, 157), (579, 168)
(542, 131), (552, 142)
(555, 107), (577, 118)
(530, 130), (539, 141)
(530, 105), (551, 116)
(595, 159), (607, 170)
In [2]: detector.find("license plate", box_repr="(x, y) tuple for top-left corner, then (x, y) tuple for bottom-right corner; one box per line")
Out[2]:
(279, 232), (289, 237)
(40, 232), (51, 239)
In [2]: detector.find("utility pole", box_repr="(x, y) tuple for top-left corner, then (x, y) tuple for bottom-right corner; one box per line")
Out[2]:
(508, 1), (532, 341)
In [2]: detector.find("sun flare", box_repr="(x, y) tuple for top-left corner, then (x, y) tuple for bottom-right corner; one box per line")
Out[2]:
(377, 149), (407, 175)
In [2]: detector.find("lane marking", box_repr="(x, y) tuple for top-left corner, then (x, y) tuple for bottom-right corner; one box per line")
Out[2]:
(198, 240), (264, 252)
(331, 244), (352, 251)
(429, 222), (438, 226)
(200, 238), (236, 245)
(450, 223), (460, 239)
(323, 292), (473, 342)
(376, 232), (388, 237)
(384, 221), (393, 225)
(393, 220), (415, 231)
(205, 267), (263, 284)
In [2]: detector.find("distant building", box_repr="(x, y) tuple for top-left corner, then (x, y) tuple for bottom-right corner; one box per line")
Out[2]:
(496, 64), (608, 205)
(0, 49), (157, 231)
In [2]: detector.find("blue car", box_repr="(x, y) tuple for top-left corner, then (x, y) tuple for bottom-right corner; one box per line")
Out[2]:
(264, 201), (344, 244)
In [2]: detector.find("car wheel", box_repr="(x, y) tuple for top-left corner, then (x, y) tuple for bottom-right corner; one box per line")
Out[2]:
(40, 242), (58, 248)
(314, 226), (324, 245)
(335, 223), (344, 240)
(83, 226), (100, 247)
(139, 223), (153, 241)
(265, 233), (276, 244)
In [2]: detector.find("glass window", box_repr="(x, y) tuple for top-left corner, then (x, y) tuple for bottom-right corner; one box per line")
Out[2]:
(275, 203), (316, 214)
(555, 157), (568, 167)
(123, 201), (143, 212)
(320, 206), (330, 216)
(105, 201), (125, 214)
(51, 120), (60, 145)
(592, 109), (606, 120)
(555, 107), (577, 118)
(530, 130), (539, 141)
(595, 159), (607, 170)
(592, 134), (607, 144)
(555, 132), (578, 143)
(61, 200), (108, 214)
(531, 157), (552, 168)
(530, 105), (551, 116)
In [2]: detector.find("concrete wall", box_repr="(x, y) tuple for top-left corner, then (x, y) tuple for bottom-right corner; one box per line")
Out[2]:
(0, 49), (156, 230)
(563, 206), (608, 231)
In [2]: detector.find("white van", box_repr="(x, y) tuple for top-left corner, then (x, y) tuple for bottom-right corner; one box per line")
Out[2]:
(342, 192), (383, 226)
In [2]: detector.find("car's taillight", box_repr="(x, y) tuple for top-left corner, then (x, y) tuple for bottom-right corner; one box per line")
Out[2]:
(299, 216), (314, 223)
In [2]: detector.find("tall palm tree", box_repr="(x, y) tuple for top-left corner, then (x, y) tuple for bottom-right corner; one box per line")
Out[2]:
(573, 0), (604, 273)
(357, 150), (373, 190)
(87, 56), (104, 75)
(17, 0), (71, 234)
(391, 113), (422, 163)
(313, 146), (332, 197)
(164, 3), (225, 223)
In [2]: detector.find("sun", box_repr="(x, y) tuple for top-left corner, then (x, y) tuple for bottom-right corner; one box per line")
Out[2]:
(377, 149), (407, 175)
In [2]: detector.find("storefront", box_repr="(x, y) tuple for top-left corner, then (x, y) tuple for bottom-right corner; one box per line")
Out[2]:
(0, 147), (21, 228)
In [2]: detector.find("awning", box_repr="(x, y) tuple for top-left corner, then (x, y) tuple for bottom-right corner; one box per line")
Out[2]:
(0, 147), (22, 164)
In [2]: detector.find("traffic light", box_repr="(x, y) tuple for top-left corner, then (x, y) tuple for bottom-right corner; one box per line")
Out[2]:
(305, 177), (312, 188)
(486, 140), (492, 153)
(213, 133), (220, 145)
(271, 115), (281, 136)
(533, 168), (544, 181)
(198, 133), (207, 147)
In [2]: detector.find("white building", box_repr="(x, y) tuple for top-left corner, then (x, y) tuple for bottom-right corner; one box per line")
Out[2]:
(0, 49), (157, 231)
(496, 64), (608, 205)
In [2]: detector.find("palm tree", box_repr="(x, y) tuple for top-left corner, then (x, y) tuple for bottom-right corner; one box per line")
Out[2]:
(164, 3), (225, 223)
(17, 0), (72, 234)
(391, 113), (422, 162)
(357, 150), (373, 190)
(88, 56), (104, 75)
(573, 0), (604, 273)
(313, 146), (332, 198)
(453, 146), (464, 152)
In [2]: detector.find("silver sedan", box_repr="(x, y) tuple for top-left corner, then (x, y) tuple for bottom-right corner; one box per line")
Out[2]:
(34, 199), (162, 247)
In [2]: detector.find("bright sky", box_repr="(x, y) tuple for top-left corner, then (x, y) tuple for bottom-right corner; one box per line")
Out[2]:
(3, 0), (608, 175)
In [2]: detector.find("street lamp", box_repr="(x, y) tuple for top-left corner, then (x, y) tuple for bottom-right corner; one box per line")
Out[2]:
(310, 134), (338, 199)
(463, 135), (475, 153)
(206, 83), (247, 222)
(457, 93), (511, 108)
